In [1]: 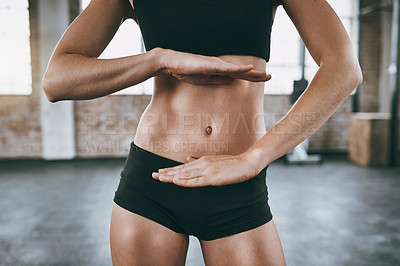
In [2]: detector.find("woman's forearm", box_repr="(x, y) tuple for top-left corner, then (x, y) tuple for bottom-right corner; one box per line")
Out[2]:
(42, 47), (164, 102)
(244, 56), (363, 172)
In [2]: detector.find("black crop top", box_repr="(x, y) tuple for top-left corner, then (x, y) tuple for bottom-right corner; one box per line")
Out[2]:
(132, 0), (274, 62)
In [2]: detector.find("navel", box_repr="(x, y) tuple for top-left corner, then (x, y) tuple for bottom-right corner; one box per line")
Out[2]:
(205, 125), (212, 136)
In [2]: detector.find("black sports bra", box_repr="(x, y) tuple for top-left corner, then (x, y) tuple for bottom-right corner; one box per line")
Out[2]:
(132, 0), (274, 62)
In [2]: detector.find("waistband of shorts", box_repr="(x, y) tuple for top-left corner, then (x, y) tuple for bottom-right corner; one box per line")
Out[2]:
(130, 141), (270, 172)
(130, 141), (184, 167)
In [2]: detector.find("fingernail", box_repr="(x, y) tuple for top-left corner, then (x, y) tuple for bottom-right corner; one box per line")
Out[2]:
(152, 172), (159, 178)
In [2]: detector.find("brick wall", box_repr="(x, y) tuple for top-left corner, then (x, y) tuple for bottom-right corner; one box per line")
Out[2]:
(73, 94), (354, 158)
(74, 95), (150, 157)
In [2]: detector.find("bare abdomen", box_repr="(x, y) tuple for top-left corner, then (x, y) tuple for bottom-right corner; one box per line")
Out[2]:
(134, 55), (268, 163)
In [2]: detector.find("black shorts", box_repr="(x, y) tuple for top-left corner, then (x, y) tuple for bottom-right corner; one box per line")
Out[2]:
(113, 141), (273, 241)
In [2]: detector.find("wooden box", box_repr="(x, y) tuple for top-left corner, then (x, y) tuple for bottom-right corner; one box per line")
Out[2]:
(349, 112), (390, 167)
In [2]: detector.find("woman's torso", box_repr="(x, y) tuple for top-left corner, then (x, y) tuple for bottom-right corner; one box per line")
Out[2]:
(134, 54), (267, 163)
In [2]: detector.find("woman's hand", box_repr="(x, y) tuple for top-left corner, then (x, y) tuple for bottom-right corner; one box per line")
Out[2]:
(157, 48), (272, 85)
(151, 153), (260, 187)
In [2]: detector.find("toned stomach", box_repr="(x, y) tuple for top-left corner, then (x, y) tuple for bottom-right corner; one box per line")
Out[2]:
(134, 54), (267, 163)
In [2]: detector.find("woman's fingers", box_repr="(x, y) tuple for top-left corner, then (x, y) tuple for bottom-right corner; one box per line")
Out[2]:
(202, 71), (272, 84)
(201, 63), (254, 75)
(173, 177), (211, 187)
(152, 158), (208, 182)
(157, 168), (206, 183)
(174, 73), (271, 85)
(230, 70), (272, 82)
(152, 170), (193, 182)
(156, 164), (202, 177)
(174, 62), (253, 76)
(154, 170), (216, 187)
(200, 61), (271, 82)
(168, 52), (272, 84)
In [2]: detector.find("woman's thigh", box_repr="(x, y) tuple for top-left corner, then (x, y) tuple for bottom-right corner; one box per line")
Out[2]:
(110, 202), (189, 266)
(199, 219), (286, 266)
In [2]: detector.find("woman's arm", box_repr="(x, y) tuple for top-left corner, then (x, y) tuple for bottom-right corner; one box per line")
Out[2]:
(42, 0), (269, 102)
(152, 0), (363, 187)
(245, 0), (363, 172)
(42, 0), (156, 102)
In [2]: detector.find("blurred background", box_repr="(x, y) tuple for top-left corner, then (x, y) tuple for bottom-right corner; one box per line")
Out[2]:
(0, 0), (399, 265)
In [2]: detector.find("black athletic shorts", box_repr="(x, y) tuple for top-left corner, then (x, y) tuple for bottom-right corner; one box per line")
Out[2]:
(113, 141), (273, 241)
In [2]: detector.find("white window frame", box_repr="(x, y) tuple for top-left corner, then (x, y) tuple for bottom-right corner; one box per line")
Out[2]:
(0, 0), (32, 95)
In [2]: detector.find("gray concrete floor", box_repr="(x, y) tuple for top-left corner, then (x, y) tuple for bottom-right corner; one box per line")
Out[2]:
(0, 154), (399, 266)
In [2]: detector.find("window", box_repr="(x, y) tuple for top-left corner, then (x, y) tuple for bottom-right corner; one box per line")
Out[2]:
(81, 0), (358, 95)
(266, 0), (359, 94)
(0, 0), (32, 95)
(80, 0), (152, 95)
